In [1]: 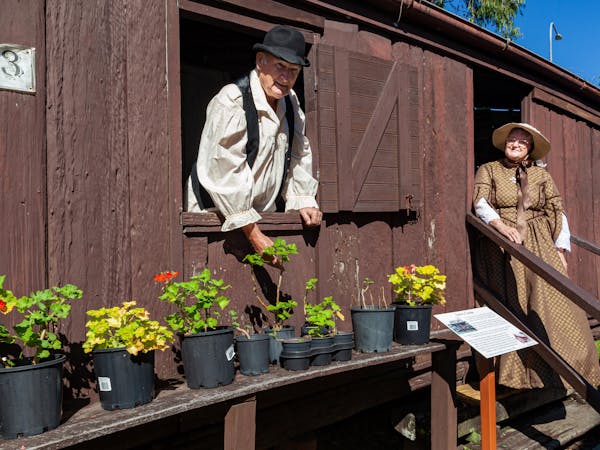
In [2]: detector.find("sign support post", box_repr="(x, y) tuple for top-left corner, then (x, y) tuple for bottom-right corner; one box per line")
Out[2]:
(476, 352), (496, 450)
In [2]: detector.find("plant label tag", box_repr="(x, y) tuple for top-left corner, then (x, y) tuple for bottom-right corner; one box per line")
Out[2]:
(406, 321), (419, 331)
(225, 344), (235, 361)
(98, 376), (112, 392)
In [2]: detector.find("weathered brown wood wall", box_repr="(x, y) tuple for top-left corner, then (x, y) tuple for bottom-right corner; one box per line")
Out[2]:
(523, 92), (600, 298)
(0, 0), (46, 292)
(1, 0), (599, 392)
(44, 0), (176, 377)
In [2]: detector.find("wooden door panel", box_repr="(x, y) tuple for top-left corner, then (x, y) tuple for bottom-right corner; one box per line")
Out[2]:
(316, 44), (420, 213)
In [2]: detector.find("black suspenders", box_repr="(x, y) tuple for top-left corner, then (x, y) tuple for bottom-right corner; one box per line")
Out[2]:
(191, 74), (295, 211)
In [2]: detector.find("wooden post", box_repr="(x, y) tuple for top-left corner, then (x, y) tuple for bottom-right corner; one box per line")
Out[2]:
(476, 352), (496, 450)
(224, 397), (256, 450)
(431, 344), (458, 450)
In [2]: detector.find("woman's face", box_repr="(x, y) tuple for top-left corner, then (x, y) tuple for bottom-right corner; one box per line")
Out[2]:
(504, 128), (533, 162)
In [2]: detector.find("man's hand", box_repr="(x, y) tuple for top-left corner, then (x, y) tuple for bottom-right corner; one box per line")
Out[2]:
(299, 207), (323, 227)
(241, 223), (282, 268)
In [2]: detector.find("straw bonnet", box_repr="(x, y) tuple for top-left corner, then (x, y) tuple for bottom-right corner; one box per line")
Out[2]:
(492, 122), (551, 160)
(253, 25), (310, 67)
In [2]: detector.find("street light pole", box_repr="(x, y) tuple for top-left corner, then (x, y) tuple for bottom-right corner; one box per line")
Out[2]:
(549, 22), (563, 62)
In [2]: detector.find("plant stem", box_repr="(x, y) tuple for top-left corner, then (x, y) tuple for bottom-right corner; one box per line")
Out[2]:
(276, 269), (283, 305)
(249, 269), (273, 327)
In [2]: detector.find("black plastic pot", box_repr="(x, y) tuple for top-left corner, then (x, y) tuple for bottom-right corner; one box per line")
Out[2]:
(300, 323), (330, 337)
(181, 326), (235, 389)
(393, 304), (432, 345)
(92, 348), (155, 410)
(235, 334), (270, 376)
(279, 338), (311, 371)
(309, 336), (334, 366)
(0, 354), (65, 438)
(350, 306), (395, 353)
(263, 326), (295, 364)
(332, 331), (354, 361)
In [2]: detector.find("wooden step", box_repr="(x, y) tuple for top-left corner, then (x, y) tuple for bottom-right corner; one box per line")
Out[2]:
(458, 395), (600, 449)
(457, 383), (568, 438)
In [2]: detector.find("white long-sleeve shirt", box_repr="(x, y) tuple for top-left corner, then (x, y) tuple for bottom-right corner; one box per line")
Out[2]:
(475, 197), (571, 251)
(186, 70), (318, 231)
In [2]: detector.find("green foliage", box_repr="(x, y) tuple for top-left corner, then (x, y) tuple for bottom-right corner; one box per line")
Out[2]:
(266, 299), (298, 329)
(155, 269), (236, 335)
(243, 238), (298, 267)
(244, 239), (300, 331)
(465, 428), (482, 444)
(0, 275), (83, 366)
(388, 265), (446, 306)
(304, 296), (344, 337)
(83, 301), (173, 355)
(432, 0), (525, 40)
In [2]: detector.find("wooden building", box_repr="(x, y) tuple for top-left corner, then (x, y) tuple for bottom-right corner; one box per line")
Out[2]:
(1, 0), (600, 446)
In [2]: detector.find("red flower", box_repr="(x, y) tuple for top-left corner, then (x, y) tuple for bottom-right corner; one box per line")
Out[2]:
(0, 299), (6, 312)
(153, 271), (179, 283)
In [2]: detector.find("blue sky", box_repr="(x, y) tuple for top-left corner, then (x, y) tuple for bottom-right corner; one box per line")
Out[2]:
(444, 0), (599, 85)
(512, 0), (599, 85)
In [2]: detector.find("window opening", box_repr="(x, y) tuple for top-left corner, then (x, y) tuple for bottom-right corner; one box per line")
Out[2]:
(179, 18), (305, 205)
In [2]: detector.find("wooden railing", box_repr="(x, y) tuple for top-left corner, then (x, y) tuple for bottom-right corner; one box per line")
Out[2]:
(571, 233), (600, 257)
(466, 212), (600, 414)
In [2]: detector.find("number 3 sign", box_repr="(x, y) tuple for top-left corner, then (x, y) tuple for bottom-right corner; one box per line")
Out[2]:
(0, 44), (36, 93)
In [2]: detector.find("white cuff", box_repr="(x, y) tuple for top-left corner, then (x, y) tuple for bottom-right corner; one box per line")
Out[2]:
(555, 213), (571, 252)
(222, 208), (262, 232)
(285, 195), (319, 212)
(475, 198), (500, 224)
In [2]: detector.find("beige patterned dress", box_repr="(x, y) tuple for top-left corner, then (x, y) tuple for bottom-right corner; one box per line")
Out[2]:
(473, 160), (600, 390)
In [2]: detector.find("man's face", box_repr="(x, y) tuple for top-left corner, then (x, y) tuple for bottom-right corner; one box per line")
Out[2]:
(256, 52), (301, 104)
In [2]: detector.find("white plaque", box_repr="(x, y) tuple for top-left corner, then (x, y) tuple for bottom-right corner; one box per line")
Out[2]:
(0, 44), (36, 93)
(435, 306), (537, 359)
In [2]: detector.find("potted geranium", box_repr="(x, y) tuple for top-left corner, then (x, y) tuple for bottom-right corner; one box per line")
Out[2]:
(243, 238), (299, 364)
(350, 277), (395, 353)
(0, 275), (82, 438)
(83, 301), (173, 410)
(388, 264), (447, 345)
(303, 294), (344, 366)
(155, 269), (238, 389)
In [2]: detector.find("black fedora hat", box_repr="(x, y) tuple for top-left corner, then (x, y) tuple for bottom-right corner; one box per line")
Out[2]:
(253, 25), (310, 67)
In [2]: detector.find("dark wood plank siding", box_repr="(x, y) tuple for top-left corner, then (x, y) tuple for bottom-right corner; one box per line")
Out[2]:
(46, 1), (133, 341)
(593, 128), (600, 295)
(315, 44), (339, 212)
(392, 42), (474, 319)
(0, 0), (46, 294)
(523, 94), (600, 298)
(45, 0), (175, 377)
(3, 0), (598, 397)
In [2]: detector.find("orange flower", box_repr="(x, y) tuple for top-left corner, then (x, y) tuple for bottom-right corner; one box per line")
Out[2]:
(153, 271), (179, 283)
(0, 299), (6, 312)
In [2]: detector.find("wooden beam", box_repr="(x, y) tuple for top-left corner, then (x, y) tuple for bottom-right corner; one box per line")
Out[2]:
(532, 87), (600, 128)
(431, 345), (458, 450)
(178, 0), (319, 43)
(476, 353), (497, 450)
(224, 398), (257, 450)
(571, 233), (600, 257)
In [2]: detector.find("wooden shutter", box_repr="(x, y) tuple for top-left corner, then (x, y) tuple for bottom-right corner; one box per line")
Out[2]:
(315, 44), (420, 213)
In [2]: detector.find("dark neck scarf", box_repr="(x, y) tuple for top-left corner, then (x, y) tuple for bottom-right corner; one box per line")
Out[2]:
(502, 158), (532, 242)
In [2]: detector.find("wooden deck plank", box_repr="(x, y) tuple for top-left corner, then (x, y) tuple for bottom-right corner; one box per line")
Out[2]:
(462, 396), (600, 450)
